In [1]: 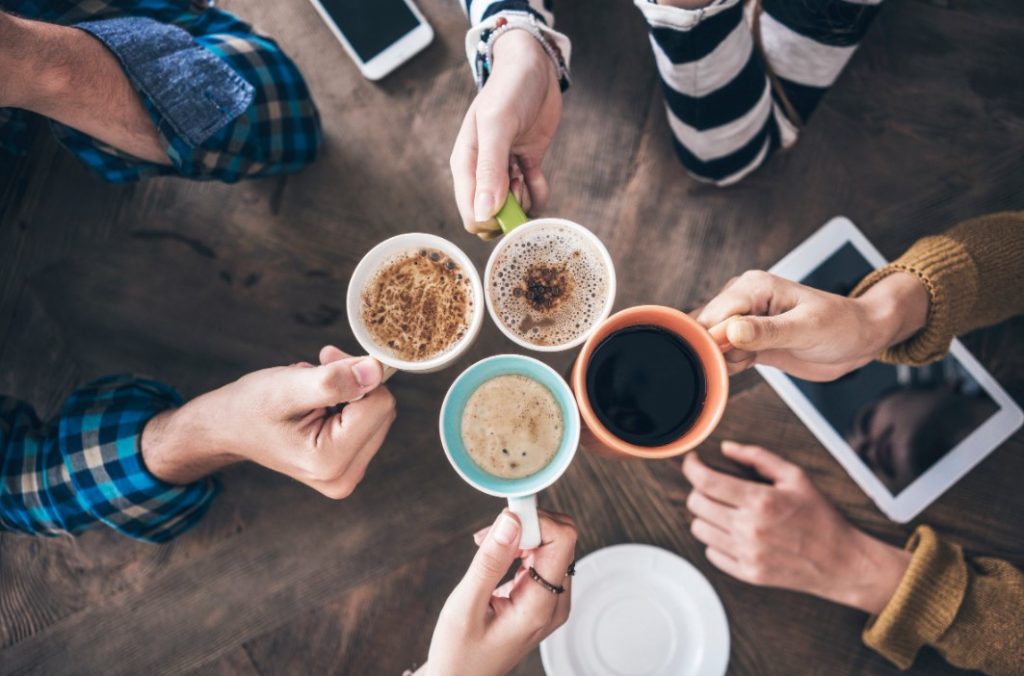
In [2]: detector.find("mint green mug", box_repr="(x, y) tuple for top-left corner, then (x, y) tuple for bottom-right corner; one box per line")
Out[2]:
(439, 354), (580, 549)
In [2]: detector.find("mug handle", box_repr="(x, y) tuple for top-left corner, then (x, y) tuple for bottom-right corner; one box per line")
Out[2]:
(495, 192), (530, 235)
(507, 493), (541, 549)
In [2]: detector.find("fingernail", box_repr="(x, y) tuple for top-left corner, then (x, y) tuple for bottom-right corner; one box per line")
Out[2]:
(721, 440), (738, 451)
(492, 512), (519, 545)
(474, 192), (495, 222)
(730, 319), (755, 345)
(352, 358), (380, 388)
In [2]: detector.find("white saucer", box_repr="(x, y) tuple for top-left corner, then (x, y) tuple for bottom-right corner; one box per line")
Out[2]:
(539, 544), (729, 676)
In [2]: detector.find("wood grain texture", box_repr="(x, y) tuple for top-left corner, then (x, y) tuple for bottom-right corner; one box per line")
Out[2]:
(2, 0), (1023, 674)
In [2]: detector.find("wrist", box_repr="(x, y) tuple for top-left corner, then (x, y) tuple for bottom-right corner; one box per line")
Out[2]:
(856, 271), (930, 354)
(836, 530), (912, 614)
(141, 398), (238, 485)
(491, 28), (557, 82)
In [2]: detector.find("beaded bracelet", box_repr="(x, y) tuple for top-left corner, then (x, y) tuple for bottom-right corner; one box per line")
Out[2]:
(473, 12), (571, 92)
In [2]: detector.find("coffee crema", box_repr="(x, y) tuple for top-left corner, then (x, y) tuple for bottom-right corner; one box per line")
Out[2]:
(489, 223), (608, 347)
(361, 248), (473, 362)
(461, 374), (563, 479)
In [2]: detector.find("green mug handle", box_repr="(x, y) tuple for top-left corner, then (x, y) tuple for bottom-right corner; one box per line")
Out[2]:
(494, 192), (530, 235)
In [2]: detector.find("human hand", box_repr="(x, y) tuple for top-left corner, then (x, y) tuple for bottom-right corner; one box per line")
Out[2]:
(142, 345), (397, 498)
(693, 270), (929, 381)
(450, 29), (562, 239)
(682, 441), (910, 614)
(419, 509), (577, 676)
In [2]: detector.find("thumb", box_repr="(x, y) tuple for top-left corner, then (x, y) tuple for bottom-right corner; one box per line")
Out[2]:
(455, 511), (522, 607)
(284, 357), (383, 410)
(726, 315), (796, 352)
(473, 119), (515, 222)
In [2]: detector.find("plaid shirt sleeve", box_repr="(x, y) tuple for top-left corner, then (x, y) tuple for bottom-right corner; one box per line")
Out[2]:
(0, 375), (218, 543)
(53, 7), (321, 183)
(0, 0), (321, 183)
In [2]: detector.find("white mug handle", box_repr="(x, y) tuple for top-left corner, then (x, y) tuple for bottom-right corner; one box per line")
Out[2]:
(507, 494), (541, 549)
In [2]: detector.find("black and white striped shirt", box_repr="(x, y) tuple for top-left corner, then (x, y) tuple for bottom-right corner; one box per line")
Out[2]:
(465, 0), (882, 186)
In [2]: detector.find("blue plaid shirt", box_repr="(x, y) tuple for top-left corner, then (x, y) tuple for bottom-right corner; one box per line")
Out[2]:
(0, 376), (218, 543)
(1, 0), (321, 182)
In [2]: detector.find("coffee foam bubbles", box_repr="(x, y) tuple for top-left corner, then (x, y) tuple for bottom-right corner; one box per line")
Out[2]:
(489, 223), (609, 346)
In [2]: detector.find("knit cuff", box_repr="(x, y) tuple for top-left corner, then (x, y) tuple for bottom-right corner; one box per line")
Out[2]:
(851, 234), (978, 366)
(862, 526), (968, 670)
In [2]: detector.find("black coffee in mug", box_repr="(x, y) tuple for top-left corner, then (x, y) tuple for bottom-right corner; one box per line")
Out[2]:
(585, 325), (707, 447)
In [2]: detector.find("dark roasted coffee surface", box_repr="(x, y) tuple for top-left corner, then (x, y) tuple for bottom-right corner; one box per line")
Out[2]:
(586, 325), (707, 447)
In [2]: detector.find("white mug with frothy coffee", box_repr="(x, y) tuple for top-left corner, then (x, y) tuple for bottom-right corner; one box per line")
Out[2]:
(347, 233), (485, 375)
(485, 196), (616, 352)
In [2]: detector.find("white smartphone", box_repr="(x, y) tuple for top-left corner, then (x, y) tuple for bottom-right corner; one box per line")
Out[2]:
(757, 217), (1023, 522)
(307, 0), (434, 81)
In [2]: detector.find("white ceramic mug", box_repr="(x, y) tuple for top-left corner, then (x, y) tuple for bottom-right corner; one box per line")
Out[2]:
(346, 233), (485, 377)
(484, 194), (616, 353)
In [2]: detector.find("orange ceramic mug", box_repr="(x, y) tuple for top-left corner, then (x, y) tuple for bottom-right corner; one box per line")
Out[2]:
(570, 305), (729, 459)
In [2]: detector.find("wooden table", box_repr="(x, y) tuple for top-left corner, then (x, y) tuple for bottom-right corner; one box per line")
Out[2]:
(2, 0), (1022, 673)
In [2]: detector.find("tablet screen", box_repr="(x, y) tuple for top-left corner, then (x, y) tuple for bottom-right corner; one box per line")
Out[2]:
(791, 243), (999, 495)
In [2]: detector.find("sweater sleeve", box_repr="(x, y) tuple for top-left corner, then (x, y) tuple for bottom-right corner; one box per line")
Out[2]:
(862, 526), (1024, 674)
(851, 211), (1024, 365)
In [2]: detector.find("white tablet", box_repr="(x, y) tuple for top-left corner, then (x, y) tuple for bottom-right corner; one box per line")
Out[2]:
(756, 217), (1023, 522)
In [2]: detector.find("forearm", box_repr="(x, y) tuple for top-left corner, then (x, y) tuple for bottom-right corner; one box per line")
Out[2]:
(0, 11), (169, 164)
(854, 271), (931, 354)
(853, 211), (1024, 365)
(464, 0), (571, 93)
(141, 395), (240, 485)
(828, 529), (911, 615)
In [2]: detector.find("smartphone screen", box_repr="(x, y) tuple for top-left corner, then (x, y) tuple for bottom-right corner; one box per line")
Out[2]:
(317, 0), (422, 62)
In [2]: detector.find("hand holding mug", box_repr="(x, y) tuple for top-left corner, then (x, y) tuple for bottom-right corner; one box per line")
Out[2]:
(693, 270), (930, 381)
(682, 441), (910, 614)
(450, 30), (562, 238)
(417, 510), (577, 676)
(142, 345), (397, 499)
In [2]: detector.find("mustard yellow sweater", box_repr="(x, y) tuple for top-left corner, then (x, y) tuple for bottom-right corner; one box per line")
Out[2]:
(851, 212), (1024, 674)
